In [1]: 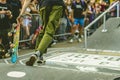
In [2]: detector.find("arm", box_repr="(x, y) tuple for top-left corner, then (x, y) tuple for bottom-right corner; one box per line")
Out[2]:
(19, 0), (31, 16)
(17, 0), (31, 24)
(29, 4), (39, 14)
(0, 10), (12, 19)
(6, 10), (12, 19)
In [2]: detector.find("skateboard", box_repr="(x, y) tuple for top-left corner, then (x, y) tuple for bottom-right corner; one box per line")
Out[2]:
(9, 23), (20, 63)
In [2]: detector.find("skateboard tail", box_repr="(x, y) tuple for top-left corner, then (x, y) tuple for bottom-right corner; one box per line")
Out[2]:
(11, 48), (18, 63)
(11, 53), (17, 63)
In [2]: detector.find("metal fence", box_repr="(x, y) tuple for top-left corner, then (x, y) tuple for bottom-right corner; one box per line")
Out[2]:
(19, 14), (71, 43)
(19, 14), (42, 43)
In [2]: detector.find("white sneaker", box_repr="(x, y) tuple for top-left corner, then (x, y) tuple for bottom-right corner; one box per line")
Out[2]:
(69, 39), (74, 43)
(78, 38), (82, 42)
(37, 56), (45, 64)
(81, 35), (84, 38)
(52, 42), (56, 45)
(75, 30), (79, 33)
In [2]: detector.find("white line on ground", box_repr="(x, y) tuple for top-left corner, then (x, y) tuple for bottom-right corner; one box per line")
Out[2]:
(4, 59), (9, 64)
(87, 48), (120, 53)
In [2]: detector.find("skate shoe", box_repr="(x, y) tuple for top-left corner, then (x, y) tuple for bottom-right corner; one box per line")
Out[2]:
(78, 38), (82, 42)
(69, 39), (74, 43)
(37, 56), (45, 64)
(26, 55), (37, 66)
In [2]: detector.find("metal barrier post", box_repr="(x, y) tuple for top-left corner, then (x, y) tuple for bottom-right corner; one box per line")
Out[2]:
(84, 1), (119, 49)
(84, 28), (87, 49)
(117, 3), (120, 18)
(19, 14), (40, 43)
(102, 15), (107, 32)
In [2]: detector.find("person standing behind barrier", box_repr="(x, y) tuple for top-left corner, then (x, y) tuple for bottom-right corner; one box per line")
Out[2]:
(69, 0), (87, 43)
(65, 0), (73, 33)
(29, 0), (40, 36)
(109, 0), (120, 17)
(17, 0), (65, 66)
(93, 2), (102, 30)
(86, 0), (97, 32)
(7, 0), (22, 47)
(0, 0), (12, 55)
(56, 0), (68, 41)
(7, 0), (22, 24)
(99, 0), (109, 12)
(21, 3), (32, 43)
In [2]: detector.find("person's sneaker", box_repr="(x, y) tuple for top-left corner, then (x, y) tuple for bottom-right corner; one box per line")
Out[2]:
(78, 38), (82, 42)
(26, 55), (37, 66)
(69, 39), (74, 43)
(37, 56), (45, 64)
(81, 35), (84, 38)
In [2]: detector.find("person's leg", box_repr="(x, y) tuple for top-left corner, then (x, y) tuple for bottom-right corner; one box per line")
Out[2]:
(69, 18), (78, 42)
(24, 18), (30, 39)
(79, 18), (84, 37)
(58, 17), (67, 40)
(26, 6), (63, 66)
(36, 6), (63, 54)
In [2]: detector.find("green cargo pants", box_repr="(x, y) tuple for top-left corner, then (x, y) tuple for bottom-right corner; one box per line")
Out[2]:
(35, 6), (63, 55)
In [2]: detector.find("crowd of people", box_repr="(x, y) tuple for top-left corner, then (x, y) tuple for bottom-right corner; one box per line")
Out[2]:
(0, 0), (119, 59)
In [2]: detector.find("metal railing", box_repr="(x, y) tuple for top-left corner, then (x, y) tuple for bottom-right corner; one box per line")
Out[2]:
(19, 14), (71, 43)
(19, 14), (41, 43)
(84, 1), (120, 49)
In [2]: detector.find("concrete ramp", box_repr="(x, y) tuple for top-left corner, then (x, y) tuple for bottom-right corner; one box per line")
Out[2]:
(87, 17), (120, 51)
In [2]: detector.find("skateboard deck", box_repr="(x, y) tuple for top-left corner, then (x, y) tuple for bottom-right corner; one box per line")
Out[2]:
(10, 23), (20, 63)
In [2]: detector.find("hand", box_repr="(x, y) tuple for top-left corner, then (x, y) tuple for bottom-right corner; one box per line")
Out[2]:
(82, 12), (86, 15)
(8, 32), (12, 37)
(5, 10), (12, 18)
(17, 15), (22, 26)
(6, 10), (11, 15)
(10, 43), (15, 48)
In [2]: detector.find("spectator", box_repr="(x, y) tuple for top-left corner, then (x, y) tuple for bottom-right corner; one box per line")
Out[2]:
(7, 0), (22, 24)
(93, 2), (102, 29)
(109, 0), (119, 17)
(21, 3), (32, 43)
(99, 0), (108, 12)
(29, 0), (40, 36)
(0, 0), (12, 55)
(69, 0), (87, 43)
(65, 0), (73, 33)
(85, 0), (95, 28)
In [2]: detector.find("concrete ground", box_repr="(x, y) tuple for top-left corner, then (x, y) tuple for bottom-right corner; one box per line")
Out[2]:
(0, 17), (120, 80)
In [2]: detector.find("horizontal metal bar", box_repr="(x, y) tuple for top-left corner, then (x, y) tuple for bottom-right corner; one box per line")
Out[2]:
(19, 39), (31, 43)
(53, 33), (71, 37)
